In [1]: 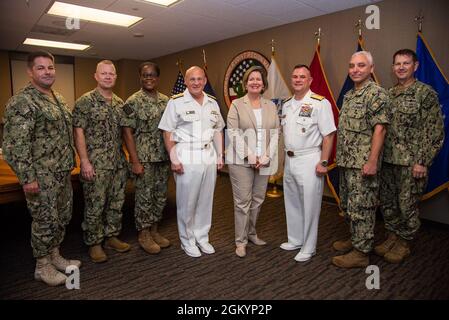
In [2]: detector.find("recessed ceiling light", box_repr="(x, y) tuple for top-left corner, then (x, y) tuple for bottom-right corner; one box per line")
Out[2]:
(48, 1), (143, 27)
(140, 0), (182, 7)
(23, 38), (90, 51)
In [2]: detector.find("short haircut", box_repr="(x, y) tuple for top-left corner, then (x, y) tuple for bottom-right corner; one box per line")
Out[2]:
(292, 64), (311, 74)
(242, 65), (268, 94)
(351, 51), (374, 66)
(96, 59), (116, 72)
(139, 61), (160, 76)
(393, 49), (418, 64)
(27, 51), (54, 68)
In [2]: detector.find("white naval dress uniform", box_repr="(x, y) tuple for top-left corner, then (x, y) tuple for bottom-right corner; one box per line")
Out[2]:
(158, 89), (225, 253)
(281, 90), (336, 256)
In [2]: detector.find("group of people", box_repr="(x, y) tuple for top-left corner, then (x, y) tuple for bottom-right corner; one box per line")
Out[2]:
(2, 48), (444, 287)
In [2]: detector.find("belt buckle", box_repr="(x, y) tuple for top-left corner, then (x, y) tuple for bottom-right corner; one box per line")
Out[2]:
(287, 150), (294, 157)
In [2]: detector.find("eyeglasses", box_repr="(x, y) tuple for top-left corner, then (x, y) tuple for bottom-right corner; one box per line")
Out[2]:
(142, 72), (158, 79)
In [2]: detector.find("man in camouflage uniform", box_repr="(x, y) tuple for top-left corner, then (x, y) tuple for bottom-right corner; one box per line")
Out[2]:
(332, 51), (390, 268)
(122, 62), (171, 255)
(3, 51), (81, 286)
(73, 60), (130, 263)
(375, 49), (444, 264)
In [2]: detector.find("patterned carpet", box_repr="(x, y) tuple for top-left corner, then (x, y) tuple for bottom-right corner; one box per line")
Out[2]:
(1, 173), (448, 300)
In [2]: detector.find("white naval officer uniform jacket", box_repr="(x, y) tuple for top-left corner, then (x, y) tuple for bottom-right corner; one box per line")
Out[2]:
(281, 89), (336, 255)
(158, 89), (225, 251)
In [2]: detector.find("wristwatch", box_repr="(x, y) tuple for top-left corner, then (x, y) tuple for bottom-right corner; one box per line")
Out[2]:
(320, 160), (328, 167)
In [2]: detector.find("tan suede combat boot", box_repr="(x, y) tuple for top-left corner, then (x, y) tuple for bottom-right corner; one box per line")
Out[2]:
(138, 229), (161, 254)
(89, 244), (108, 263)
(384, 238), (410, 263)
(50, 247), (82, 272)
(150, 224), (171, 248)
(34, 255), (67, 286)
(374, 232), (397, 257)
(332, 238), (353, 252)
(104, 236), (131, 253)
(332, 248), (369, 268)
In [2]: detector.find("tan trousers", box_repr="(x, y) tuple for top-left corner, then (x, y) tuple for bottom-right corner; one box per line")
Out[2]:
(228, 164), (270, 246)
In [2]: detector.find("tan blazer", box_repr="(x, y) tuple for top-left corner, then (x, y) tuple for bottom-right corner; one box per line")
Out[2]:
(226, 95), (280, 175)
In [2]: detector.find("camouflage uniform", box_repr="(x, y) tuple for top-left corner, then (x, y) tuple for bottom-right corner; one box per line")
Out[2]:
(121, 89), (170, 231)
(3, 83), (75, 258)
(73, 89), (128, 246)
(336, 80), (390, 253)
(380, 81), (444, 240)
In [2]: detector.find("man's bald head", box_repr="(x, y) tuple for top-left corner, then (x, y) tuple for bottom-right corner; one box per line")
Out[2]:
(185, 66), (205, 79)
(184, 66), (207, 98)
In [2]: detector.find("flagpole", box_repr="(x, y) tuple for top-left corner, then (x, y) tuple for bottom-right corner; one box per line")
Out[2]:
(355, 19), (362, 40)
(414, 12), (424, 33)
(314, 27), (322, 51)
(266, 37), (283, 198)
(202, 49), (208, 71)
(176, 59), (184, 75)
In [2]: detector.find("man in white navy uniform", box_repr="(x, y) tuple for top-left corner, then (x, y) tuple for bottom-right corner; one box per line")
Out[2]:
(158, 66), (225, 258)
(280, 64), (336, 262)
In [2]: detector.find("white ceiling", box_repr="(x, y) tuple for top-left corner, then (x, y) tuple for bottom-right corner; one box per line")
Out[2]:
(0, 0), (379, 60)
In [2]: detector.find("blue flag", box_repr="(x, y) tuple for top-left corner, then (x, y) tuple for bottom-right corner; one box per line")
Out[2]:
(336, 40), (363, 109)
(204, 74), (217, 98)
(203, 70), (227, 121)
(171, 71), (186, 96)
(416, 32), (449, 199)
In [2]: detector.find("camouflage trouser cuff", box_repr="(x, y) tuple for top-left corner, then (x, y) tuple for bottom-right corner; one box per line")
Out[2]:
(136, 222), (156, 231)
(104, 230), (121, 239)
(353, 246), (372, 254)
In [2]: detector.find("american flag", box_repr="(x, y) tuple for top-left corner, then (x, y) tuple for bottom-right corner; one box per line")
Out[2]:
(230, 59), (253, 88)
(171, 71), (186, 96)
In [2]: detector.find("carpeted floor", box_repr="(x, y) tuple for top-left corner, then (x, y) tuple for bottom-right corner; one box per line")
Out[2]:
(1, 173), (448, 300)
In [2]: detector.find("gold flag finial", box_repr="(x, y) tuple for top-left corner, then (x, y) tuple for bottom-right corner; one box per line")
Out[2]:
(176, 59), (184, 74)
(355, 18), (362, 38)
(202, 49), (207, 70)
(314, 27), (322, 45)
(414, 13), (424, 33)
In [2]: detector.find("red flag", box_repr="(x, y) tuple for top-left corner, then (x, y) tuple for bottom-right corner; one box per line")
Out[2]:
(309, 44), (339, 165)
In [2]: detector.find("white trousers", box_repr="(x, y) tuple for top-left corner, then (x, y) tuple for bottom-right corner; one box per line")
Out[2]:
(283, 151), (323, 254)
(174, 146), (217, 248)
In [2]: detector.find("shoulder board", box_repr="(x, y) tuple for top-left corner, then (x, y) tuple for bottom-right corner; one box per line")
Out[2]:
(206, 93), (217, 100)
(311, 94), (324, 101)
(282, 97), (293, 104)
(171, 93), (184, 99)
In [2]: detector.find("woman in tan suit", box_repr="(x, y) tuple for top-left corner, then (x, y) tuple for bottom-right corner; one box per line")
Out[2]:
(226, 66), (280, 258)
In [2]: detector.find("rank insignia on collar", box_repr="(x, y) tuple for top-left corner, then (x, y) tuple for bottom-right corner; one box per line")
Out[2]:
(123, 104), (134, 115)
